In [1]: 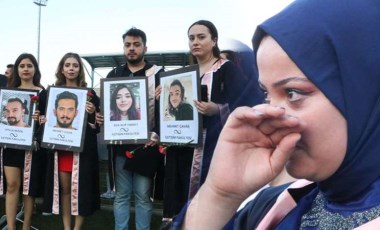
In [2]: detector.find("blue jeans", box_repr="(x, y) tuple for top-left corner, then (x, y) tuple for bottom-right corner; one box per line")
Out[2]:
(114, 154), (152, 230)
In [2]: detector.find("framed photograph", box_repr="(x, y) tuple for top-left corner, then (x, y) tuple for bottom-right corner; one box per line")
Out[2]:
(159, 65), (202, 146)
(100, 77), (149, 144)
(41, 86), (89, 152)
(0, 88), (39, 150)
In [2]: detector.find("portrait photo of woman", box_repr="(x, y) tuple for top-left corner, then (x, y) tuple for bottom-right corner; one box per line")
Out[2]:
(167, 79), (194, 121)
(110, 83), (140, 121)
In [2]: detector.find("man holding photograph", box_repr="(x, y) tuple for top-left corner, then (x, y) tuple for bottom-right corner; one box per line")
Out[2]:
(96, 27), (164, 230)
(4, 98), (30, 127)
(53, 91), (78, 129)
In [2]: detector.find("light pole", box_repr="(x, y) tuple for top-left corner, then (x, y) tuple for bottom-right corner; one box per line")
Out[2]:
(34, 0), (48, 63)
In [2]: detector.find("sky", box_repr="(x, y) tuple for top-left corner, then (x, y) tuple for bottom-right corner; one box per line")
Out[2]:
(0, 0), (293, 88)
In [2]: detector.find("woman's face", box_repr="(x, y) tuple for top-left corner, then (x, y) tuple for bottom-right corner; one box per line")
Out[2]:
(18, 58), (35, 82)
(62, 57), (80, 81)
(257, 36), (347, 182)
(116, 87), (132, 115)
(169, 85), (182, 108)
(188, 24), (216, 59)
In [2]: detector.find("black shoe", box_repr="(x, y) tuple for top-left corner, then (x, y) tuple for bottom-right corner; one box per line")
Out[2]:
(159, 220), (173, 230)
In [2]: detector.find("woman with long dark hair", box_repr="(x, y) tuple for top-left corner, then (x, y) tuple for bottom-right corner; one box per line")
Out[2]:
(1, 53), (46, 230)
(43, 52), (100, 230)
(110, 84), (140, 121)
(187, 20), (249, 195)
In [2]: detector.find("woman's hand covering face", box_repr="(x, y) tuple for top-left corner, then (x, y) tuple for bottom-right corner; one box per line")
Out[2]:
(205, 105), (303, 200)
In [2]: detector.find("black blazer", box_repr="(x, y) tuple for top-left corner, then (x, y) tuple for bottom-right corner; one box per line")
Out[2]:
(0, 74), (8, 87)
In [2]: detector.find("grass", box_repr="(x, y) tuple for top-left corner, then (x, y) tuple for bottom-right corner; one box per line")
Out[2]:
(0, 160), (164, 229)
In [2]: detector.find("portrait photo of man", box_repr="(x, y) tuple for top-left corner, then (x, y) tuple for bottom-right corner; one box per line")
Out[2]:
(3, 98), (30, 127)
(53, 91), (78, 129)
(0, 89), (38, 150)
(42, 86), (88, 152)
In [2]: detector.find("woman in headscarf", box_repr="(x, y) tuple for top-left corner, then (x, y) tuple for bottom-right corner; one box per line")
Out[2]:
(174, 0), (380, 229)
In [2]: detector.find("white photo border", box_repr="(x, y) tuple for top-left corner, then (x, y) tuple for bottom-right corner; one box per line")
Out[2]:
(159, 65), (202, 146)
(100, 77), (150, 144)
(41, 86), (89, 152)
(0, 88), (38, 150)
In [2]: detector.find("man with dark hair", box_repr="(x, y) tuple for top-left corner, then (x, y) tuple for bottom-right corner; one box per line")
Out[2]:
(4, 98), (29, 127)
(5, 64), (14, 78)
(53, 91), (78, 129)
(122, 27), (147, 54)
(96, 27), (164, 230)
(0, 64), (11, 86)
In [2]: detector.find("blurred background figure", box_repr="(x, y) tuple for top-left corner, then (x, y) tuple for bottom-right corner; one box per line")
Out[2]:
(220, 50), (241, 67)
(5, 64), (14, 78)
(221, 39), (264, 108)
(0, 73), (7, 87)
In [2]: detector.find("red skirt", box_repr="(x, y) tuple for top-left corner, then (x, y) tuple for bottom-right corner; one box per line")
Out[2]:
(58, 150), (73, 172)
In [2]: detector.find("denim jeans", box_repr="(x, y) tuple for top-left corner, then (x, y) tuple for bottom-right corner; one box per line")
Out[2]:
(114, 154), (152, 230)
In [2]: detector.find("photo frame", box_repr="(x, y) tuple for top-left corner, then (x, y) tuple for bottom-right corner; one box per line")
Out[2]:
(0, 88), (39, 150)
(159, 65), (202, 146)
(100, 77), (149, 144)
(41, 86), (89, 152)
